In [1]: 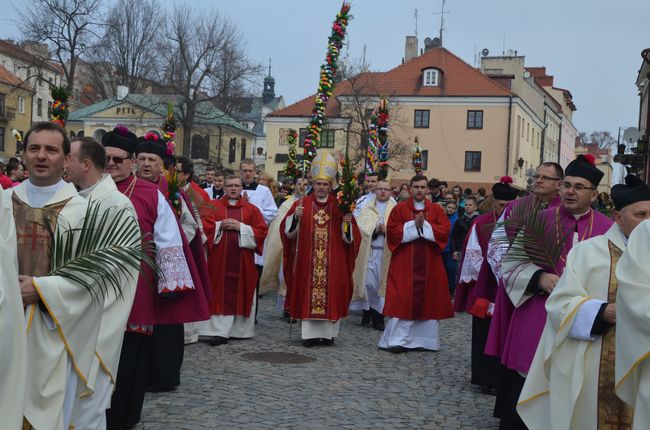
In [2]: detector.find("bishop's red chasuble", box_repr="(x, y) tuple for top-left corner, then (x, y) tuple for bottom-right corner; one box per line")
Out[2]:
(280, 194), (361, 321)
(203, 198), (267, 316)
(384, 198), (454, 320)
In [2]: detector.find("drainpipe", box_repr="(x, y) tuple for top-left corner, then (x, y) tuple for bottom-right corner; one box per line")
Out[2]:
(540, 107), (547, 163)
(505, 96), (513, 176)
(217, 125), (223, 168)
(557, 117), (563, 164)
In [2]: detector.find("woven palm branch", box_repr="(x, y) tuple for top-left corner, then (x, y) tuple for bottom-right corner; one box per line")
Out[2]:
(49, 201), (158, 302)
(491, 197), (567, 275)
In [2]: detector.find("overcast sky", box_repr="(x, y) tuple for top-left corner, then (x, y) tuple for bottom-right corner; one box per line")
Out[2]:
(4, 0), (648, 136)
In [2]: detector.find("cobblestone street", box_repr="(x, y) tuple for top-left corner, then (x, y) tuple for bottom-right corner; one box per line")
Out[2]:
(141, 295), (499, 429)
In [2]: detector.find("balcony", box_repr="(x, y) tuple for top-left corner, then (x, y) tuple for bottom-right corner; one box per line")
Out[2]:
(0, 106), (16, 122)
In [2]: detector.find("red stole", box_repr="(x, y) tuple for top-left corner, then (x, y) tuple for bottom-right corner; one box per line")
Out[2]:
(280, 194), (361, 320)
(204, 198), (267, 316)
(384, 197), (453, 320)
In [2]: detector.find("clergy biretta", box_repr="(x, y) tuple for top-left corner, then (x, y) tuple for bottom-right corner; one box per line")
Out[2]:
(517, 174), (650, 429)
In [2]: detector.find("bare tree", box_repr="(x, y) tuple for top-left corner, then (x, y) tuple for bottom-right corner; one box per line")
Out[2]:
(159, 4), (261, 158)
(336, 57), (412, 173)
(577, 130), (617, 150)
(86, 0), (161, 97)
(17, 0), (103, 91)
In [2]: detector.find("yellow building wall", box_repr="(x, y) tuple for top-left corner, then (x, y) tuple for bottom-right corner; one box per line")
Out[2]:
(0, 84), (32, 158)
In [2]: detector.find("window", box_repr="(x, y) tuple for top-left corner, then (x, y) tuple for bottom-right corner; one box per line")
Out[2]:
(93, 128), (107, 141)
(37, 98), (43, 117)
(228, 137), (236, 163)
(464, 151), (481, 172)
(422, 150), (429, 171)
(364, 108), (374, 120)
(299, 128), (334, 148)
(467, 110), (483, 129)
(0, 127), (4, 152)
(321, 129), (335, 148)
(256, 147), (264, 156)
(414, 110), (430, 128)
(18, 97), (25, 114)
(47, 101), (52, 115)
(422, 69), (439, 87)
(241, 138), (247, 160)
(191, 134), (208, 159)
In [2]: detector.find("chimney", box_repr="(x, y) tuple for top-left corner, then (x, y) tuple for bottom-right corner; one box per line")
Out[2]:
(405, 36), (418, 63)
(116, 85), (129, 100)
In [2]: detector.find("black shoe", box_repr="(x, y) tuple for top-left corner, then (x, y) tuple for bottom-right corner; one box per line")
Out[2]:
(371, 309), (385, 331)
(361, 309), (371, 326)
(320, 338), (334, 346)
(388, 346), (409, 354)
(302, 338), (319, 347)
(209, 336), (229, 346)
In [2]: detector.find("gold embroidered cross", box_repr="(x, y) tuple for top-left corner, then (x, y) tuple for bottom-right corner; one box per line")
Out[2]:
(313, 209), (330, 226)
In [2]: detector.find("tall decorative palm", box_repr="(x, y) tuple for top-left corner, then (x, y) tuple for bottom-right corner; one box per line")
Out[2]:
(49, 201), (158, 302)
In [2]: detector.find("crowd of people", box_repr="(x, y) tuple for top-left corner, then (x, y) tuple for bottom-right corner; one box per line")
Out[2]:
(2, 121), (650, 430)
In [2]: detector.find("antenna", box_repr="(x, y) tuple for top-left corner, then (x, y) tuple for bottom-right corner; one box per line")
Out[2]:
(432, 0), (449, 46)
(414, 8), (418, 38)
(268, 57), (272, 77)
(362, 44), (367, 70)
(502, 33), (506, 55)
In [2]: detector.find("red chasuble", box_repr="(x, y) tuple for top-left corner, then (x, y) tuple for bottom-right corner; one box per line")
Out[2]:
(384, 197), (454, 320)
(203, 198), (267, 317)
(280, 194), (361, 321)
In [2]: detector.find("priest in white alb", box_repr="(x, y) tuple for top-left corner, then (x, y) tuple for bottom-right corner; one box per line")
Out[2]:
(9, 122), (104, 430)
(0, 178), (26, 430)
(517, 174), (650, 429)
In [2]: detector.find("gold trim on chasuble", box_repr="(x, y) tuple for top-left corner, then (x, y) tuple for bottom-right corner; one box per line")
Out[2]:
(310, 205), (330, 316)
(597, 241), (632, 429)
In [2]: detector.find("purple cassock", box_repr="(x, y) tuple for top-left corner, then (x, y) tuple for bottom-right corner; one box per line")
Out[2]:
(116, 175), (210, 328)
(499, 203), (613, 373)
(484, 194), (561, 360)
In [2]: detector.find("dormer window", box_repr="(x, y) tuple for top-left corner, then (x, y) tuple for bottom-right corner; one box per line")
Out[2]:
(423, 68), (440, 87)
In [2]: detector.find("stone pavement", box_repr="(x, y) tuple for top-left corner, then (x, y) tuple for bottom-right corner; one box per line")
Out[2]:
(141, 295), (500, 429)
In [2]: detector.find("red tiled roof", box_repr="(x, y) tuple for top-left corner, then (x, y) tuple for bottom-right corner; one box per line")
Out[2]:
(0, 40), (61, 74)
(0, 64), (31, 90)
(270, 48), (512, 118)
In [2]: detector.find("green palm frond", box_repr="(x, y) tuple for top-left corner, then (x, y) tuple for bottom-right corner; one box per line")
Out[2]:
(492, 198), (567, 274)
(49, 201), (159, 303)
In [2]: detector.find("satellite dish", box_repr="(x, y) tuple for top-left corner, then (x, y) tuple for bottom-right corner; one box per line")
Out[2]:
(432, 37), (442, 47)
(481, 48), (489, 57)
(424, 37), (432, 45)
(623, 127), (640, 143)
(523, 71), (531, 79)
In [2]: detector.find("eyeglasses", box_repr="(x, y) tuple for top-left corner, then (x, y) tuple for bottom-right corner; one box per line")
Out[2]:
(532, 174), (562, 182)
(561, 182), (597, 192)
(107, 156), (130, 164)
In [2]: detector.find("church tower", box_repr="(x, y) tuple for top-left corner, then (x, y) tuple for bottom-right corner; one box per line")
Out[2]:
(262, 58), (276, 104)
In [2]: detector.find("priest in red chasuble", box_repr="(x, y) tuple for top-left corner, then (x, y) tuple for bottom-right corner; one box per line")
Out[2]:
(379, 174), (454, 353)
(281, 151), (361, 347)
(198, 175), (268, 346)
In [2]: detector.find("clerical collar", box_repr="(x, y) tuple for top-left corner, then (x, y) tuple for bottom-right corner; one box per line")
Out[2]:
(572, 208), (591, 220)
(78, 179), (101, 199)
(213, 187), (224, 199)
(619, 225), (629, 246)
(413, 199), (425, 210)
(228, 198), (239, 205)
(24, 179), (67, 208)
(242, 181), (258, 191)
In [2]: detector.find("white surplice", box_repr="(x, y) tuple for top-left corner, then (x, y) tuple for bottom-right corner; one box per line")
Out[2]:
(616, 218), (650, 429)
(517, 225), (628, 430)
(72, 175), (140, 430)
(9, 181), (104, 430)
(242, 183), (278, 265)
(0, 187), (26, 430)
